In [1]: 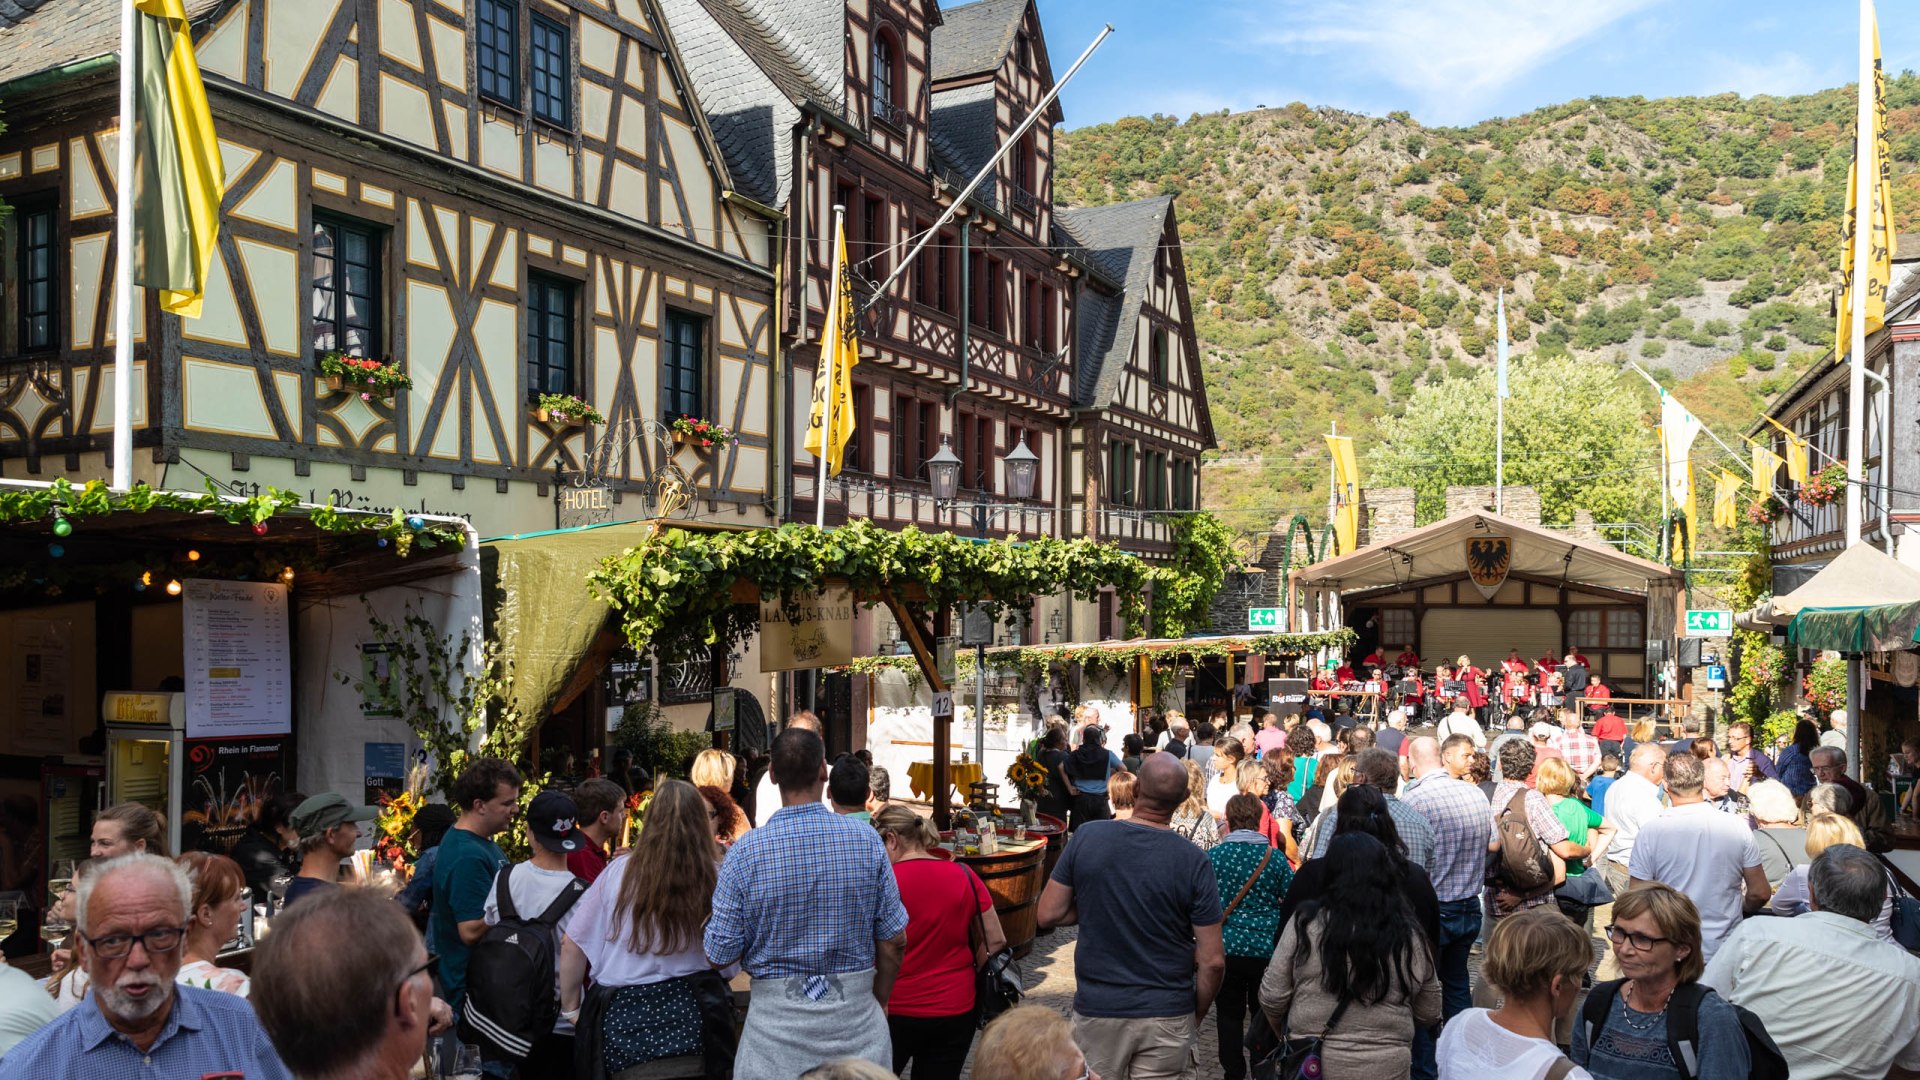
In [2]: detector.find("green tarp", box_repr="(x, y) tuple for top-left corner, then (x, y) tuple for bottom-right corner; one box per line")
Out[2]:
(481, 521), (661, 721)
(1788, 603), (1920, 653)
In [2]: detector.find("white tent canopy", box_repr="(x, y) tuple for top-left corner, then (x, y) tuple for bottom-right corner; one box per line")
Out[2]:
(1290, 511), (1680, 594)
(1767, 543), (1920, 618)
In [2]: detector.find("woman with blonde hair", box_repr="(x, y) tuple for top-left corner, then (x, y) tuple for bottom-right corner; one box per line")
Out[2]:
(559, 779), (735, 1077)
(1574, 883), (1750, 1079)
(1232, 758), (1286, 852)
(174, 852), (253, 997)
(874, 805), (1004, 1080)
(1622, 718), (1658, 763)
(1535, 756), (1612, 880)
(1439, 908), (1595, 1078)
(973, 1005), (1095, 1080)
(1173, 757), (1220, 850)
(1108, 769), (1138, 821)
(690, 747), (738, 790)
(1746, 779), (1806, 887)
(1769, 812), (1892, 938)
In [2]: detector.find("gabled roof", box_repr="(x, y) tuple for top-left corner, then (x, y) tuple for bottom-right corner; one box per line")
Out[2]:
(1291, 511), (1682, 594)
(655, 0), (802, 207)
(0, 0), (224, 88)
(931, 0), (1026, 81)
(697, 0), (844, 107)
(1055, 196), (1173, 409)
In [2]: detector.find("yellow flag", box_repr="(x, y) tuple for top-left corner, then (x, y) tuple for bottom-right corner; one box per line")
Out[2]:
(1713, 470), (1742, 529)
(1762, 418), (1812, 483)
(804, 221), (860, 476)
(132, 0), (225, 317)
(1750, 441), (1784, 493)
(1325, 435), (1360, 556)
(1838, 0), (1896, 363)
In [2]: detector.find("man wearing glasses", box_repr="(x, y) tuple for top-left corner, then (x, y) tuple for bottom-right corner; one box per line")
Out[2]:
(0, 853), (292, 1079)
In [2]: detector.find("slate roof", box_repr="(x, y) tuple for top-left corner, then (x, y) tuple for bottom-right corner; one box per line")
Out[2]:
(0, 0), (224, 87)
(931, 0), (1025, 82)
(697, 0), (843, 107)
(1055, 196), (1173, 409)
(656, 0), (801, 207)
(927, 82), (1000, 207)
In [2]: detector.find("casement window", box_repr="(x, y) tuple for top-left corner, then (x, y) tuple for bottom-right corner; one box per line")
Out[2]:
(891, 393), (936, 479)
(843, 383), (872, 473)
(1149, 326), (1170, 387)
(862, 195), (887, 277)
(14, 202), (56, 351)
(476, 0), (518, 105)
(529, 12), (571, 126)
(957, 412), (994, 492)
(311, 215), (382, 357)
(662, 310), (706, 421)
(1108, 440), (1135, 507)
(525, 273), (575, 397)
(914, 219), (936, 306)
(871, 32), (901, 124)
(1171, 458), (1195, 510)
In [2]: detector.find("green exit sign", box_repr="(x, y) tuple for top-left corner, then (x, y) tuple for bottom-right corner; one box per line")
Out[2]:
(1248, 608), (1281, 631)
(1684, 609), (1733, 636)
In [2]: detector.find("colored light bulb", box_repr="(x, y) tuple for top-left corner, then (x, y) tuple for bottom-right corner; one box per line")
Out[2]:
(52, 516), (72, 538)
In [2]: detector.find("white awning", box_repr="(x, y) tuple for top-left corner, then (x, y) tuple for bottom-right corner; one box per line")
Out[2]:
(1289, 511), (1681, 595)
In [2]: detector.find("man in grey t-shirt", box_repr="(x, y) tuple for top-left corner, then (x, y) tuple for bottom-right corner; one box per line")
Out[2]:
(1039, 753), (1225, 1079)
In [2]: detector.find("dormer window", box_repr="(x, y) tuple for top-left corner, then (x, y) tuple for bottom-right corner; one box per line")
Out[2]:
(1017, 31), (1034, 71)
(872, 32), (901, 126)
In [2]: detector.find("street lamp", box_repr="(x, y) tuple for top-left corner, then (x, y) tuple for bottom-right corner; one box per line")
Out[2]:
(1003, 435), (1039, 501)
(927, 433), (1039, 508)
(927, 436), (963, 502)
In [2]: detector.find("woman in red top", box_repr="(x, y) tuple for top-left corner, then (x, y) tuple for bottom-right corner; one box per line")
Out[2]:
(1455, 654), (1489, 717)
(875, 805), (1007, 1080)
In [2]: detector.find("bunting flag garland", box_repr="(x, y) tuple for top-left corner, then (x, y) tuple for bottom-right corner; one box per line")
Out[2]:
(1713, 470), (1742, 529)
(1749, 440), (1785, 494)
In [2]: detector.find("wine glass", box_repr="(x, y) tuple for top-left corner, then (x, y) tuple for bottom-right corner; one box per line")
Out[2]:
(46, 859), (75, 906)
(451, 1044), (483, 1080)
(0, 898), (18, 943)
(40, 909), (72, 949)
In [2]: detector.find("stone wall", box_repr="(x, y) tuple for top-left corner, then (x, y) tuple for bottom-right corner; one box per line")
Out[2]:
(1442, 484), (1540, 524)
(1365, 487), (1417, 546)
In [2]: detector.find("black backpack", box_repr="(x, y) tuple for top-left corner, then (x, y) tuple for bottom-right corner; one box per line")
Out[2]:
(1580, 980), (1788, 1080)
(463, 868), (587, 1060)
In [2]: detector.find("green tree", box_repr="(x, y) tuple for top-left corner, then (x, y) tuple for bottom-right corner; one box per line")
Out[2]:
(1364, 354), (1659, 525)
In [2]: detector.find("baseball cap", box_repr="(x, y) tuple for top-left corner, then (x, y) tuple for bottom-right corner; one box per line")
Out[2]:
(527, 791), (587, 853)
(291, 792), (377, 840)
(1528, 721), (1560, 741)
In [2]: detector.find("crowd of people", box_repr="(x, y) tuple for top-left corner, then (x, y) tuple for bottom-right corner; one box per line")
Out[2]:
(3, 692), (1919, 1080)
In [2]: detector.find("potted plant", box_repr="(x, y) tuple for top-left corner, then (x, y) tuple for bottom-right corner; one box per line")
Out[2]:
(319, 351), (412, 400)
(1006, 753), (1050, 824)
(532, 393), (605, 426)
(1797, 462), (1846, 507)
(668, 414), (739, 451)
(1745, 494), (1786, 525)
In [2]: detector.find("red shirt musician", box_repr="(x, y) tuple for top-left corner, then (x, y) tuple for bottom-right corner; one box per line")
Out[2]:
(1311, 670), (1337, 693)
(1361, 650), (1384, 669)
(1334, 663), (1356, 684)
(1583, 680), (1612, 713)
(1395, 648), (1421, 669)
(1453, 656), (1489, 710)
(1431, 664), (1455, 705)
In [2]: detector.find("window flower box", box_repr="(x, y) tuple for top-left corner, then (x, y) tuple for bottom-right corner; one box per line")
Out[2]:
(318, 351), (411, 400)
(533, 393), (605, 426)
(668, 414), (738, 452)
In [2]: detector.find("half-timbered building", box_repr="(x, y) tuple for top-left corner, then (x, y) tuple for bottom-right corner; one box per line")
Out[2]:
(663, 0), (1212, 658)
(0, 0), (780, 538)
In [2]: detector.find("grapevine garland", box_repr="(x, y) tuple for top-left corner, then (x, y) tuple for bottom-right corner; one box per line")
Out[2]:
(0, 478), (467, 549)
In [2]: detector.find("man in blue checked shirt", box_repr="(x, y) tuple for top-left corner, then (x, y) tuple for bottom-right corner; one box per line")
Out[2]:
(0, 853), (291, 1080)
(707, 724), (908, 1079)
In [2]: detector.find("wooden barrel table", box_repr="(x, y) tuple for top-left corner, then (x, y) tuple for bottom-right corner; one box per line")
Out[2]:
(938, 833), (1050, 958)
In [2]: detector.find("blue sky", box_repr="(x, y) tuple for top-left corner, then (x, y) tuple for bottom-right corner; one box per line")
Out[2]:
(1037, 0), (1919, 130)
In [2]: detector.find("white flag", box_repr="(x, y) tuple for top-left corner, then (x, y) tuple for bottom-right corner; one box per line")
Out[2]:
(1496, 288), (1510, 400)
(1660, 390), (1700, 507)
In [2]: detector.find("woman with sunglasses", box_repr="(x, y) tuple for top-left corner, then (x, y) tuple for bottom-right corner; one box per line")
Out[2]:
(1572, 883), (1750, 1079)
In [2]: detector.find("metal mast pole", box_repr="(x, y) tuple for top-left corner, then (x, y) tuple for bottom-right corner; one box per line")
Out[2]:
(112, 0), (138, 491)
(1845, 0), (1873, 548)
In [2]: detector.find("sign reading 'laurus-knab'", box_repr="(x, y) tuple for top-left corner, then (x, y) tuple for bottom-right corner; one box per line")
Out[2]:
(760, 589), (855, 672)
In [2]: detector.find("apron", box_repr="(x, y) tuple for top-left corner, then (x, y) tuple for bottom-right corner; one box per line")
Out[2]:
(735, 969), (890, 1080)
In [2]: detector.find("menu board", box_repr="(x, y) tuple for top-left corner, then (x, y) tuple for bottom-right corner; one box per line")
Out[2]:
(183, 580), (292, 738)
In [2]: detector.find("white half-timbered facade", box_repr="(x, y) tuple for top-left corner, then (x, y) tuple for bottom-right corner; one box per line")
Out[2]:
(0, 0), (778, 536)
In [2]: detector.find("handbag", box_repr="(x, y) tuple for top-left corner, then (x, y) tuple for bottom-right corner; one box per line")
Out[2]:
(1225, 846), (1276, 920)
(968, 868), (1023, 1026)
(1252, 995), (1352, 1080)
(1884, 865), (1920, 950)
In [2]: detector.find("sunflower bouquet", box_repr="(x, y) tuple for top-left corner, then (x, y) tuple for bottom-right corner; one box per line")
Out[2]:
(374, 790), (423, 872)
(1006, 754), (1051, 802)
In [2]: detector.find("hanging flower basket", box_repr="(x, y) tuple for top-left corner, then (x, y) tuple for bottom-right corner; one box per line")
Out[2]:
(532, 394), (605, 427)
(1745, 495), (1786, 525)
(1797, 462), (1846, 507)
(318, 351), (411, 400)
(669, 415), (739, 451)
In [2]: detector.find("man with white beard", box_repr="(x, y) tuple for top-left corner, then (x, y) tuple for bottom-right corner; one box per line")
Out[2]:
(0, 854), (291, 1079)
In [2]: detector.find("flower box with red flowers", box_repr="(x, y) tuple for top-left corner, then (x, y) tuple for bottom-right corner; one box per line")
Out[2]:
(668, 414), (738, 451)
(533, 393), (606, 426)
(1797, 462), (1847, 507)
(318, 351), (412, 400)
(1745, 495), (1786, 525)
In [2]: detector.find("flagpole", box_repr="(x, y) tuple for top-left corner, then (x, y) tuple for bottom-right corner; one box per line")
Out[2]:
(815, 204), (846, 529)
(112, 0), (138, 492)
(1845, 0), (1873, 548)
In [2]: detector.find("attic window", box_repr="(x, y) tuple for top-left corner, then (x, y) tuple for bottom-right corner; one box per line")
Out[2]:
(872, 31), (902, 126)
(1017, 31), (1033, 71)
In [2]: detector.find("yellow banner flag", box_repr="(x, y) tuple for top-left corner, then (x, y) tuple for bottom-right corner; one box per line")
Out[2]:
(1838, 0), (1897, 363)
(1713, 469), (1742, 529)
(132, 0), (225, 317)
(1325, 435), (1360, 556)
(1750, 441), (1785, 493)
(1762, 418), (1812, 483)
(804, 221), (860, 477)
